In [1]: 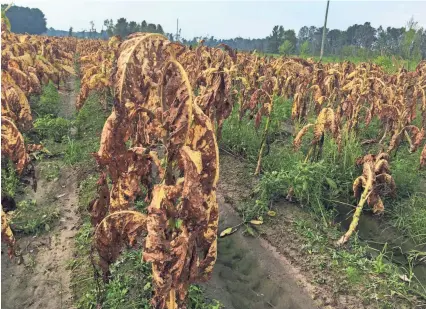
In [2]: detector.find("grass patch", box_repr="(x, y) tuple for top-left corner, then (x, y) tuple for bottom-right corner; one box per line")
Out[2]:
(221, 95), (292, 163)
(64, 93), (109, 165)
(1, 160), (20, 199)
(292, 216), (425, 307)
(389, 193), (426, 245)
(34, 115), (71, 142)
(38, 161), (62, 181)
(32, 81), (61, 117)
(241, 131), (362, 223)
(10, 199), (59, 234)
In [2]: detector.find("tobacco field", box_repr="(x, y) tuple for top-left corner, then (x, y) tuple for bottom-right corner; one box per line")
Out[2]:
(1, 13), (426, 309)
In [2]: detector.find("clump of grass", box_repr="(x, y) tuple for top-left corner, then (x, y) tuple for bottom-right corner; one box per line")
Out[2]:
(221, 95), (292, 162)
(243, 131), (362, 224)
(34, 115), (71, 142)
(32, 81), (61, 117)
(220, 108), (262, 161)
(64, 93), (109, 165)
(293, 217), (424, 307)
(10, 199), (59, 235)
(38, 161), (62, 181)
(390, 193), (426, 245)
(1, 160), (20, 198)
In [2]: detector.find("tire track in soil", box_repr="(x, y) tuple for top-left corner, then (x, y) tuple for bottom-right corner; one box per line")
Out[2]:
(201, 155), (319, 309)
(1, 78), (80, 309)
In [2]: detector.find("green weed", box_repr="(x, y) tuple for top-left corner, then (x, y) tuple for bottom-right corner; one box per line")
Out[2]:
(64, 93), (109, 166)
(38, 161), (61, 181)
(11, 199), (59, 235)
(34, 115), (71, 142)
(32, 81), (61, 117)
(1, 160), (20, 198)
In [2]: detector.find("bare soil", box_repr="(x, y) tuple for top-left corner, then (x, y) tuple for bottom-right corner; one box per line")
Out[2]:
(1, 167), (79, 309)
(203, 200), (318, 309)
(1, 77), (80, 309)
(201, 154), (317, 309)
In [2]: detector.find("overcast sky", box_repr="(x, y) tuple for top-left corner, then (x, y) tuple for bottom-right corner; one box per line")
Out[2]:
(4, 1), (426, 39)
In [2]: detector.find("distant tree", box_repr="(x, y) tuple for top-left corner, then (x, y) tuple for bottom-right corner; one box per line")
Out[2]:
(2, 4), (47, 34)
(278, 26), (285, 43)
(376, 26), (388, 56)
(115, 18), (129, 37)
(268, 25), (281, 53)
(128, 21), (139, 34)
(279, 40), (294, 56)
(327, 29), (345, 55)
(104, 19), (114, 36)
(284, 29), (297, 47)
(147, 23), (157, 33)
(308, 26), (321, 55)
(68, 27), (73, 37)
(402, 17), (421, 61)
(156, 24), (164, 34)
(299, 40), (310, 56)
(141, 20), (148, 31)
(89, 21), (96, 38)
(298, 26), (309, 42)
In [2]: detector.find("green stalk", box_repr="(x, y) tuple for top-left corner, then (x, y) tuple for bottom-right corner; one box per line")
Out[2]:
(255, 111), (272, 175)
(337, 185), (370, 245)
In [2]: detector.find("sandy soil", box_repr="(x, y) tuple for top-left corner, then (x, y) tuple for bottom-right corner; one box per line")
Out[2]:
(1, 77), (80, 309)
(1, 168), (79, 309)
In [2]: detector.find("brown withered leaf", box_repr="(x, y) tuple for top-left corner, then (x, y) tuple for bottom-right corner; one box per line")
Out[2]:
(95, 210), (147, 280)
(89, 173), (110, 226)
(1, 116), (30, 174)
(1, 206), (16, 259)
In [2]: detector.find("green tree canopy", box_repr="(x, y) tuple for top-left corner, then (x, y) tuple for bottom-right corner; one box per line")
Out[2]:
(299, 41), (310, 55)
(2, 4), (47, 34)
(279, 40), (294, 55)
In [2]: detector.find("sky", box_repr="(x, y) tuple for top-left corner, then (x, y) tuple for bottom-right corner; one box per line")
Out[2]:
(3, 0), (426, 39)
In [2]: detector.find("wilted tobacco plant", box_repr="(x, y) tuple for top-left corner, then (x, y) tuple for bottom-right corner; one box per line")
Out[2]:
(337, 152), (396, 245)
(90, 33), (219, 309)
(76, 36), (120, 110)
(249, 75), (279, 175)
(0, 16), (78, 254)
(293, 107), (339, 162)
(1, 205), (16, 258)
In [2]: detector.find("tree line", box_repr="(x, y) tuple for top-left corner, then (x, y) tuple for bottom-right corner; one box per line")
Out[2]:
(185, 20), (426, 61)
(4, 4), (425, 61)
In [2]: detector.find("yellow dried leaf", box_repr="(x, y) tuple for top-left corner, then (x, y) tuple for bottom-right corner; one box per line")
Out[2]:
(220, 227), (237, 237)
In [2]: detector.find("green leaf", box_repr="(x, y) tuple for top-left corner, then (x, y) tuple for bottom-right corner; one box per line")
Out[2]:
(143, 282), (152, 291)
(175, 218), (183, 229)
(325, 177), (337, 190)
(244, 226), (256, 237)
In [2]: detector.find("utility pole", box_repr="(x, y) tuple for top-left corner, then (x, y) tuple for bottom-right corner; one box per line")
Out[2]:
(320, 0), (330, 61)
(176, 18), (179, 42)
